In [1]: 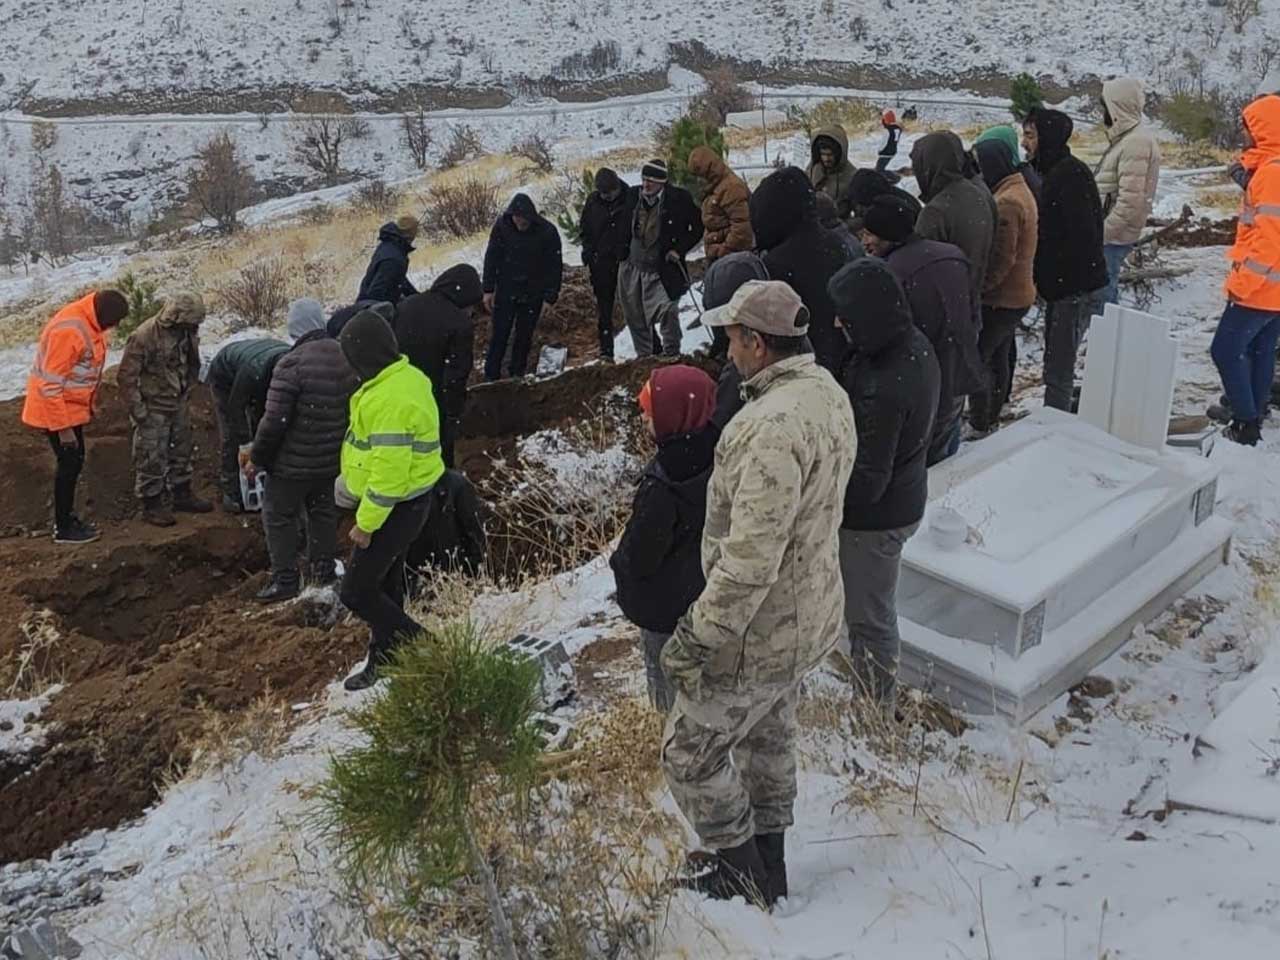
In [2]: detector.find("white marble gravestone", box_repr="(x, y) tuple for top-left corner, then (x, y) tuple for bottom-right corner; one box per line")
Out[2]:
(1078, 303), (1179, 452)
(897, 409), (1232, 721)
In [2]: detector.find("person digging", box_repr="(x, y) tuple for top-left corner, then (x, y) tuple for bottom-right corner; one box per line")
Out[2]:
(336, 308), (444, 692)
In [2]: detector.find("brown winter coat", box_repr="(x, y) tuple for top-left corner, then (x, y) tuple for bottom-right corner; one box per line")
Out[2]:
(117, 294), (205, 417)
(688, 147), (753, 261)
(983, 172), (1039, 309)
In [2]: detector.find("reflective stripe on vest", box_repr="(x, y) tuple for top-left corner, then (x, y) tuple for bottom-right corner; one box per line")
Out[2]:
(364, 482), (435, 508)
(344, 429), (440, 455)
(1237, 258), (1280, 283)
(28, 317), (101, 392)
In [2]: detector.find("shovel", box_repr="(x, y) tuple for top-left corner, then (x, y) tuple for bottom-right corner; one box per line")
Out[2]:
(677, 261), (706, 331)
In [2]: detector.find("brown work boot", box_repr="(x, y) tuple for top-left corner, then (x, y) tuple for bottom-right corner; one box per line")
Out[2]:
(141, 496), (176, 527)
(172, 483), (214, 513)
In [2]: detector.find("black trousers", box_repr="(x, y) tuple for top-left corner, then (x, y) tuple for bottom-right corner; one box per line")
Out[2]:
(211, 384), (243, 499)
(339, 494), (432, 662)
(968, 306), (1028, 432)
(590, 260), (618, 358)
(45, 426), (85, 529)
(485, 299), (543, 380)
(262, 475), (338, 586)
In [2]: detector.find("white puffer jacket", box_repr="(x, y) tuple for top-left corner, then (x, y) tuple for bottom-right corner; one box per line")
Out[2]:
(1094, 78), (1161, 246)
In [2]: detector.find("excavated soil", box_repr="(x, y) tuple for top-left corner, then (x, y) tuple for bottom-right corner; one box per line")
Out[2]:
(0, 341), (681, 862)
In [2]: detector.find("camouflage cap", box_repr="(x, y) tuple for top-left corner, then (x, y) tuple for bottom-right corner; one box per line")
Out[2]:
(702, 280), (809, 338)
(159, 291), (207, 326)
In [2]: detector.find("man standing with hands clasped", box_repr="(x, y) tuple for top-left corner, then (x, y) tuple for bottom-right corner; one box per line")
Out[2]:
(335, 308), (444, 692)
(661, 280), (855, 909)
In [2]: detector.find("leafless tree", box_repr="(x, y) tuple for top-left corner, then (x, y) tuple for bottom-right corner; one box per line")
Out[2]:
(186, 132), (256, 233)
(401, 106), (434, 169)
(291, 95), (371, 186)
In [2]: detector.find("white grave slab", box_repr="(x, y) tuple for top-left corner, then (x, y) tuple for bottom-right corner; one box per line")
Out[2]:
(898, 409), (1232, 721)
(1078, 303), (1178, 452)
(1168, 660), (1280, 823)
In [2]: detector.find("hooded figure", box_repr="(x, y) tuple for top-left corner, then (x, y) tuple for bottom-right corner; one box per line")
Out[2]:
(579, 167), (632, 359)
(828, 257), (939, 706)
(287, 298), (327, 341)
(809, 125), (857, 221)
(848, 168), (922, 231)
(116, 292), (214, 524)
(689, 146), (754, 261)
(357, 218), (419, 305)
(1095, 78), (1161, 248)
(976, 125), (1043, 207)
(815, 192), (865, 261)
(974, 139), (1038, 311)
(394, 264), (483, 466)
(701, 251), (772, 427)
(481, 193), (563, 380)
(749, 166), (858, 374)
(911, 131), (996, 298)
(610, 364), (719, 712)
(1210, 95), (1280, 446)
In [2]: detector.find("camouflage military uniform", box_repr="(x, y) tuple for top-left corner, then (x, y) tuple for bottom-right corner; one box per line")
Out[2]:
(661, 354), (856, 850)
(117, 294), (205, 499)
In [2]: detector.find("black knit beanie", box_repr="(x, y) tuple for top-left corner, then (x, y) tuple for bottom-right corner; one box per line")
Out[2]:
(641, 159), (668, 182)
(863, 195), (918, 243)
(339, 309), (401, 380)
(595, 167), (621, 193)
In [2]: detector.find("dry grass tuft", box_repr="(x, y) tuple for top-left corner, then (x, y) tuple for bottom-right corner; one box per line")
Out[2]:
(162, 686), (294, 791)
(3, 608), (64, 698)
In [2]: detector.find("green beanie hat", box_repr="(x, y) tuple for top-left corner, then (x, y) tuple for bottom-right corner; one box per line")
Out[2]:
(975, 125), (1022, 163)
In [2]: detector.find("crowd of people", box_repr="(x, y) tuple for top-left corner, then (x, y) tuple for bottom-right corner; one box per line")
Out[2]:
(17, 73), (1280, 906)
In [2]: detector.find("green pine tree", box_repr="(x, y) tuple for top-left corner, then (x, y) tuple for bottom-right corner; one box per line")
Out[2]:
(554, 168), (596, 245)
(115, 272), (164, 340)
(1010, 73), (1046, 122)
(663, 115), (727, 203)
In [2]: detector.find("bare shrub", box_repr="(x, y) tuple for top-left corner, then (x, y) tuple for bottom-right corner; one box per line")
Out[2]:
(217, 257), (290, 331)
(1226, 0), (1261, 34)
(512, 132), (554, 174)
(420, 176), (500, 239)
(691, 64), (756, 125)
(4, 609), (63, 698)
(185, 131), (255, 233)
(555, 40), (621, 79)
(290, 94), (371, 186)
(401, 105), (434, 169)
(352, 178), (400, 214)
(30, 120), (57, 153)
(164, 686), (293, 789)
(439, 123), (485, 169)
(298, 202), (335, 225)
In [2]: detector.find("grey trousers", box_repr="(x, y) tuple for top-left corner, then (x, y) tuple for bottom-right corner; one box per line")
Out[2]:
(618, 261), (681, 357)
(640, 629), (676, 713)
(1043, 293), (1101, 411)
(838, 522), (919, 708)
(262, 475), (338, 586)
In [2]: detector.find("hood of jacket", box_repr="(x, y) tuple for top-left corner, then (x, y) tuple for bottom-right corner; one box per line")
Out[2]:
(703, 251), (770, 309)
(910, 131), (966, 202)
(826, 257), (912, 357)
(339, 308), (402, 380)
(975, 138), (1018, 192)
(648, 364), (717, 440)
(975, 125), (1022, 162)
(750, 166), (818, 250)
(689, 145), (730, 183)
(810, 125), (851, 169)
(849, 168), (898, 208)
(506, 192), (540, 224)
(156, 292), (206, 328)
(431, 263), (484, 308)
(377, 221), (414, 251)
(1243, 95), (1280, 171)
(1102, 78), (1145, 139)
(1033, 109), (1076, 170)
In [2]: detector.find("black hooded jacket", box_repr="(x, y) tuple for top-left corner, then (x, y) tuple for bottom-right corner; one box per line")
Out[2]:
(357, 223), (417, 304)
(849, 169), (923, 229)
(482, 194), (564, 305)
(911, 132), (997, 298)
(393, 264), (482, 434)
(579, 184), (632, 272)
(609, 426), (717, 634)
(749, 166), (858, 375)
(829, 258), (940, 531)
(1030, 110), (1109, 301)
(208, 338), (290, 445)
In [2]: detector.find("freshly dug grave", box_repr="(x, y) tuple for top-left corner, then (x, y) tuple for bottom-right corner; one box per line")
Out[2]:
(0, 351), (684, 863)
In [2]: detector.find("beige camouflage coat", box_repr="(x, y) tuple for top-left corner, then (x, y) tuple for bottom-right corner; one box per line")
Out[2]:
(662, 354), (857, 698)
(117, 294), (206, 417)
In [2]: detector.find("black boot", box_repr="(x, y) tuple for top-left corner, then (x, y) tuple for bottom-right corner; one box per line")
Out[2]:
(343, 658), (382, 692)
(172, 482), (214, 513)
(678, 838), (769, 906)
(1226, 418), (1262, 447)
(141, 496), (176, 527)
(308, 562), (338, 588)
(256, 577), (300, 603)
(755, 833), (788, 906)
(1207, 394), (1233, 424)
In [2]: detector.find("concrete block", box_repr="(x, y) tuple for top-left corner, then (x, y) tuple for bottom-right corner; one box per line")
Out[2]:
(505, 634), (574, 708)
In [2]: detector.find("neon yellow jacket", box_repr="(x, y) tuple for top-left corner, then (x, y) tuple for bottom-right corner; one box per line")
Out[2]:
(341, 356), (444, 533)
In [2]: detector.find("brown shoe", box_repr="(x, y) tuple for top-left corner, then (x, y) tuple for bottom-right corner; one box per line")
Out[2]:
(141, 496), (176, 527)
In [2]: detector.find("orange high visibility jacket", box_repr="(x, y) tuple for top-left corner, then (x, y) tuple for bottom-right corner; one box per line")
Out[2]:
(1227, 96), (1280, 311)
(21, 293), (110, 432)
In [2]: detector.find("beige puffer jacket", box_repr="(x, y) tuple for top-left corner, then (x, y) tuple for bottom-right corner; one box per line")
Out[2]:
(661, 354), (856, 699)
(1094, 78), (1161, 246)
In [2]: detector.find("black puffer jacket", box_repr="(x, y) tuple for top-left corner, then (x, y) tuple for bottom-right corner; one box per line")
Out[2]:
(250, 331), (359, 479)
(750, 166), (858, 375)
(829, 258), (940, 531)
(208, 338), (290, 445)
(609, 426), (716, 634)
(357, 223), (418, 304)
(1031, 110), (1109, 301)
(482, 194), (564, 305)
(579, 187), (632, 270)
(394, 264), (481, 428)
(408, 470), (487, 576)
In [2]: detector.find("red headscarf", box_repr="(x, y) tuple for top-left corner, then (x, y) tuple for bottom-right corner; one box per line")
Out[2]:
(642, 364), (717, 440)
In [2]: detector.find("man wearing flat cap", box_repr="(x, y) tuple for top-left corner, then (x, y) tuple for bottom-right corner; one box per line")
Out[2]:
(660, 279), (856, 908)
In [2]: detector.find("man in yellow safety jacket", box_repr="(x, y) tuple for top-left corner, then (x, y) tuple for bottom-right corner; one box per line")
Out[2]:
(336, 307), (445, 691)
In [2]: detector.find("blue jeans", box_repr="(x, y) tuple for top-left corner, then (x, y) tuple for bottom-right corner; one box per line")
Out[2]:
(1102, 243), (1133, 306)
(1210, 303), (1280, 423)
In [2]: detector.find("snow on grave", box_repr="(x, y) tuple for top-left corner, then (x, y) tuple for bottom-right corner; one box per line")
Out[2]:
(898, 408), (1232, 722)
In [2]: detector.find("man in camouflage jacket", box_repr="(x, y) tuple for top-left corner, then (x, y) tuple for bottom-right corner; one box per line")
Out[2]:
(117, 292), (214, 527)
(661, 280), (856, 907)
